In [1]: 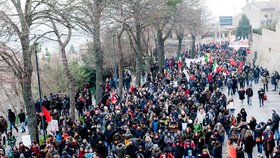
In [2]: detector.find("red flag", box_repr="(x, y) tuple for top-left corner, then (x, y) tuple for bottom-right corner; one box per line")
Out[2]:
(246, 49), (251, 54)
(209, 55), (213, 63)
(42, 106), (51, 122)
(111, 91), (117, 104)
(178, 60), (182, 70)
(238, 61), (244, 72)
(230, 58), (237, 66)
(129, 85), (134, 93)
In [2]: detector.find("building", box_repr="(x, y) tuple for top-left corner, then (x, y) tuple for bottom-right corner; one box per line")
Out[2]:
(242, 1), (276, 29)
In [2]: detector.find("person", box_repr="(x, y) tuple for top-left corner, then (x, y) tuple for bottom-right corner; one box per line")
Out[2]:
(7, 109), (18, 133)
(172, 140), (184, 158)
(238, 87), (245, 106)
(257, 88), (265, 107)
(18, 109), (26, 133)
(271, 73), (278, 91)
(261, 75), (269, 91)
(7, 132), (16, 148)
(272, 110), (280, 142)
(227, 98), (236, 115)
(245, 85), (253, 106)
(227, 77), (233, 96)
(263, 126), (275, 158)
(244, 130), (254, 158)
(255, 123), (264, 157)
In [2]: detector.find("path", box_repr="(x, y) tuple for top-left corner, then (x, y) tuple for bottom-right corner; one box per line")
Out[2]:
(222, 82), (280, 157)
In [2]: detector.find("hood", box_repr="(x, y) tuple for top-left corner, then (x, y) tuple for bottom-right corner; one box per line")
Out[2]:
(116, 144), (124, 150)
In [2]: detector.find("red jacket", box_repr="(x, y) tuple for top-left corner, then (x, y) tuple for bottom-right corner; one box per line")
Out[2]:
(160, 153), (174, 158)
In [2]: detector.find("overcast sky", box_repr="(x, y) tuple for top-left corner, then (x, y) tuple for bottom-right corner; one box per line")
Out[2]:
(206, 0), (269, 19)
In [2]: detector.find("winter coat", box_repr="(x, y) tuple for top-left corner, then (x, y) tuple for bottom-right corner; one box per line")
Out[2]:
(238, 89), (245, 100)
(113, 144), (127, 158)
(151, 146), (161, 158)
(172, 145), (184, 158)
(152, 120), (159, 133)
(8, 111), (16, 122)
(244, 135), (254, 153)
(18, 112), (25, 123)
(245, 88), (253, 97)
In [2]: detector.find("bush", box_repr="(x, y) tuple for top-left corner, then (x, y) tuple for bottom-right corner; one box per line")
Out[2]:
(253, 28), (262, 35)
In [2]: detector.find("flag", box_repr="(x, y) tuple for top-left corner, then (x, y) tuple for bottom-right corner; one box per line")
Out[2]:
(111, 91), (117, 104)
(213, 61), (218, 72)
(209, 54), (213, 63)
(42, 106), (51, 122)
(230, 58), (237, 66)
(238, 61), (244, 72)
(178, 54), (182, 70)
(129, 85), (134, 93)
(205, 53), (209, 62)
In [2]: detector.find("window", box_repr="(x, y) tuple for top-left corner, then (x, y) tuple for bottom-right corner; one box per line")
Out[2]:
(224, 32), (228, 37)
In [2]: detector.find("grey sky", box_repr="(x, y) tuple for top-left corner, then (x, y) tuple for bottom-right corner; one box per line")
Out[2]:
(206, 0), (269, 18)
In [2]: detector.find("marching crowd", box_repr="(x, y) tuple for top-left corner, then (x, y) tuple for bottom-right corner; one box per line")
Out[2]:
(0, 43), (280, 158)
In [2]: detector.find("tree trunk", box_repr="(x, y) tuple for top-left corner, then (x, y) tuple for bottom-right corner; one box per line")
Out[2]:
(135, 22), (142, 86)
(177, 33), (184, 56)
(50, 17), (77, 120)
(157, 29), (165, 73)
(21, 39), (38, 143)
(117, 26), (125, 97)
(60, 46), (76, 120)
(191, 34), (196, 58)
(94, 11), (103, 101)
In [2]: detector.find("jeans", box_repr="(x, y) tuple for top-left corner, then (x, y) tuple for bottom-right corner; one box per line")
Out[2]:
(275, 128), (279, 141)
(274, 84), (278, 91)
(257, 143), (262, 154)
(9, 121), (18, 133)
(259, 98), (264, 106)
(229, 109), (235, 115)
(263, 84), (268, 91)
(247, 96), (252, 105)
(20, 122), (25, 132)
(240, 99), (244, 105)
(247, 152), (253, 158)
(228, 87), (233, 96)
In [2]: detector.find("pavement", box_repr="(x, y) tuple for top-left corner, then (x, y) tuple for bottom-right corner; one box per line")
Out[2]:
(221, 82), (280, 158)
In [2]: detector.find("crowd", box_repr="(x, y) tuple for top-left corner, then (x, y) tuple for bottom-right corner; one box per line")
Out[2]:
(0, 43), (279, 158)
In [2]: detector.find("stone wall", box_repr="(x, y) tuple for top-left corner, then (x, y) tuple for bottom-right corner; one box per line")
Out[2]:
(248, 24), (280, 72)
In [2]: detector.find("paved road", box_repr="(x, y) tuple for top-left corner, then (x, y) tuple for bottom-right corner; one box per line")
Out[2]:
(222, 82), (280, 158)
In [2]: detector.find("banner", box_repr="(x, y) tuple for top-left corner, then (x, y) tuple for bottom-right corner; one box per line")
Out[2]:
(229, 39), (249, 50)
(185, 57), (205, 67)
(51, 120), (59, 132)
(22, 135), (31, 146)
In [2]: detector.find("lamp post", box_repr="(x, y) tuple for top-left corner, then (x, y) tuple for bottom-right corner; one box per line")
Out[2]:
(112, 34), (117, 82)
(34, 43), (46, 142)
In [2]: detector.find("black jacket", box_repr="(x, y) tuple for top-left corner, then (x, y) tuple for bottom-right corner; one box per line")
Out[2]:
(8, 111), (16, 122)
(18, 112), (25, 123)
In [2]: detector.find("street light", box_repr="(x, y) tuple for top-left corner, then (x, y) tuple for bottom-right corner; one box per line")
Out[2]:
(34, 43), (46, 142)
(112, 34), (117, 82)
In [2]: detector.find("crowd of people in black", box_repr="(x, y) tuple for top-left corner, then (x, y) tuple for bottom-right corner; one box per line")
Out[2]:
(0, 43), (279, 158)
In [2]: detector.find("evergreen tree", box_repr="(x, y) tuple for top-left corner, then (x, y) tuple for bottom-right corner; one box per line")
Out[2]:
(236, 15), (251, 39)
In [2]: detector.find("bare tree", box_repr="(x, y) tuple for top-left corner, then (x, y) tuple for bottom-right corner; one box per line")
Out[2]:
(73, 0), (109, 101)
(109, 0), (156, 86)
(0, 0), (51, 142)
(46, 1), (77, 120)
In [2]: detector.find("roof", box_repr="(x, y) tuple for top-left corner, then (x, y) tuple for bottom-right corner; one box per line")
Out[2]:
(252, 1), (275, 11)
